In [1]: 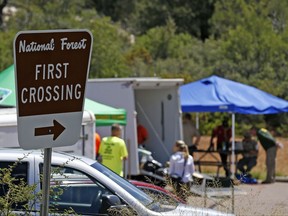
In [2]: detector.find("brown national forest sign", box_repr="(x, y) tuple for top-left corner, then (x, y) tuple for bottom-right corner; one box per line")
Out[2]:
(14, 30), (92, 117)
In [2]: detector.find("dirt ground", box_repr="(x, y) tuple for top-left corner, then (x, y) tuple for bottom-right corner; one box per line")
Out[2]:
(187, 182), (288, 215)
(186, 136), (288, 215)
(176, 136), (288, 215)
(196, 136), (288, 179)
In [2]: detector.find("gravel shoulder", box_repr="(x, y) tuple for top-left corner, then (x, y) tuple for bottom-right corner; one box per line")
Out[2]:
(233, 182), (288, 215)
(187, 181), (288, 215)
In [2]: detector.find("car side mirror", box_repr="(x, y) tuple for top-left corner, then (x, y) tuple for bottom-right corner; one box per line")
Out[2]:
(103, 194), (121, 206)
(99, 194), (126, 214)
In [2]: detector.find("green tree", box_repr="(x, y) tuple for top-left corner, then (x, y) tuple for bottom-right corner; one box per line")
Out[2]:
(1, 0), (131, 77)
(89, 17), (131, 78)
(0, 30), (15, 70)
(211, 0), (288, 98)
(126, 19), (212, 79)
(93, 0), (216, 40)
(208, 0), (288, 134)
(0, 0), (8, 29)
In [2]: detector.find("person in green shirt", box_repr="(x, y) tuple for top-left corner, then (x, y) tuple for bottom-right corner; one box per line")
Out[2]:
(250, 126), (283, 184)
(98, 124), (128, 177)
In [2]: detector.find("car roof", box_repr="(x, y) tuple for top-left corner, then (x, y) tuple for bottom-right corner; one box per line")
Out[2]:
(0, 147), (96, 165)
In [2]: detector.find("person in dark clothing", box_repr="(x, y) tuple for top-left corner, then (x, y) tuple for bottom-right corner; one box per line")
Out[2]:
(137, 118), (148, 148)
(209, 118), (232, 177)
(236, 132), (258, 176)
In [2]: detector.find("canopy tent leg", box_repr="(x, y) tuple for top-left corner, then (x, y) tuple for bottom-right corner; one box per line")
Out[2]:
(231, 113), (235, 178)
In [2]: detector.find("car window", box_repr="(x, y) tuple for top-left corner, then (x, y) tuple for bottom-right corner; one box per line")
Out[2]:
(137, 186), (180, 205)
(40, 164), (121, 215)
(0, 161), (29, 210)
(90, 162), (178, 212)
(90, 162), (158, 206)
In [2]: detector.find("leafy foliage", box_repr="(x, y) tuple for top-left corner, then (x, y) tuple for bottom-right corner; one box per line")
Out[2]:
(93, 0), (215, 40)
(1, 0), (288, 134)
(0, 154), (37, 215)
(2, 0), (131, 78)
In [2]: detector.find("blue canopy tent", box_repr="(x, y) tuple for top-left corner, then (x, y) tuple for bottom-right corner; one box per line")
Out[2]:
(180, 75), (288, 176)
(181, 75), (288, 114)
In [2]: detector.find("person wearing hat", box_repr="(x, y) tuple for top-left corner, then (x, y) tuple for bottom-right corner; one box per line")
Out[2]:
(169, 140), (195, 200)
(236, 131), (258, 177)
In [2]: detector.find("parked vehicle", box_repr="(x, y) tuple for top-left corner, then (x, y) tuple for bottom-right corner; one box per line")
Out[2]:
(0, 108), (96, 159)
(86, 77), (184, 182)
(129, 180), (186, 204)
(0, 148), (234, 216)
(136, 147), (166, 186)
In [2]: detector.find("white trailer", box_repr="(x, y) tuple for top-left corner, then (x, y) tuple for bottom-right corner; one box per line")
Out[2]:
(86, 78), (184, 177)
(0, 108), (96, 159)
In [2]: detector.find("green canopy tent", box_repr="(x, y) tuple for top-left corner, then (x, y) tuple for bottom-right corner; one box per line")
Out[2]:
(84, 98), (126, 126)
(0, 65), (127, 126)
(0, 65), (16, 108)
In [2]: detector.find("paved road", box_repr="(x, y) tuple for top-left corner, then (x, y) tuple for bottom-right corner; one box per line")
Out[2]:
(188, 181), (288, 215)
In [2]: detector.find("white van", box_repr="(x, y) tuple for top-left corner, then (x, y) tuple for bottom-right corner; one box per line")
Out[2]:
(0, 148), (234, 216)
(0, 108), (96, 159)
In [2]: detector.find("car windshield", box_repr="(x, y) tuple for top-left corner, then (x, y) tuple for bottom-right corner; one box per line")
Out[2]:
(91, 162), (155, 207)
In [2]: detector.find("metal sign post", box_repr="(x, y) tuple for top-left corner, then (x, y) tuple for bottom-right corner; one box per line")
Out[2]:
(40, 148), (52, 216)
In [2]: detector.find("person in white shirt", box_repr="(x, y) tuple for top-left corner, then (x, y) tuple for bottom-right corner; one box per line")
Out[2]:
(169, 140), (195, 200)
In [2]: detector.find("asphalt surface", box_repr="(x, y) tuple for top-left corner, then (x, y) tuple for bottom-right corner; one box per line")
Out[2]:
(188, 180), (288, 216)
